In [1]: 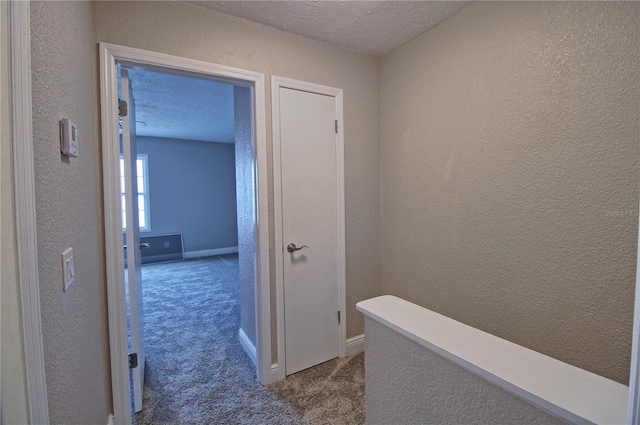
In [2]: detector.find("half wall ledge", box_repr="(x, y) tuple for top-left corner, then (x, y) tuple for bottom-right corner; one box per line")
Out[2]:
(356, 295), (628, 425)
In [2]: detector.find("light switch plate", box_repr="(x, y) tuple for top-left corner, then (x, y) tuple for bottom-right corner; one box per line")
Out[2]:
(61, 247), (75, 291)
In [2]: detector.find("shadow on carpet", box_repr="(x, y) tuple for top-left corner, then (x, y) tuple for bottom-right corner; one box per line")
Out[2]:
(132, 255), (364, 425)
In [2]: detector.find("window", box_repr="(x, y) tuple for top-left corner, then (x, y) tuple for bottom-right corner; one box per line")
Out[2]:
(120, 154), (150, 232)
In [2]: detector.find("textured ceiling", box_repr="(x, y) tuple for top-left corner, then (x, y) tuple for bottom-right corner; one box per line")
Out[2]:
(126, 1), (471, 143)
(126, 67), (236, 144)
(189, 1), (470, 56)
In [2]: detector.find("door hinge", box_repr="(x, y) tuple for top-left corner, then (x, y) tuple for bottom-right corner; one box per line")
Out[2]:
(335, 120), (338, 134)
(128, 352), (138, 369)
(119, 99), (128, 117)
(338, 310), (341, 323)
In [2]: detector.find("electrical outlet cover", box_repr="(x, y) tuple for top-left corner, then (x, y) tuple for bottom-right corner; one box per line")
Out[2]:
(61, 247), (75, 291)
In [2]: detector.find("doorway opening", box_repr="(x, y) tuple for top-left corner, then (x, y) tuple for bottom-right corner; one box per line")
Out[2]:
(119, 64), (256, 415)
(100, 43), (270, 425)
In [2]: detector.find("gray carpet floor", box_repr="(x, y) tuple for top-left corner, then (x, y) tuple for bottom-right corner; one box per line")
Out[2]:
(132, 255), (364, 425)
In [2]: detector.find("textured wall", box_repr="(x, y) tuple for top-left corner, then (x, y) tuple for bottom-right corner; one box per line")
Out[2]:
(365, 318), (566, 424)
(379, 1), (639, 384)
(137, 136), (238, 253)
(93, 1), (381, 354)
(235, 86), (257, 345)
(30, 1), (112, 423)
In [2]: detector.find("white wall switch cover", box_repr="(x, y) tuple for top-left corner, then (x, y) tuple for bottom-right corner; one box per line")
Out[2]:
(61, 247), (75, 291)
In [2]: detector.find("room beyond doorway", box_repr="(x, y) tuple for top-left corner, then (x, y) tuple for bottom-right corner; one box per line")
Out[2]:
(100, 42), (271, 425)
(119, 62), (253, 415)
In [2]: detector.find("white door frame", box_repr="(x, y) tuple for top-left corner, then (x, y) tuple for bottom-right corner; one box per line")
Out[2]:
(99, 43), (271, 425)
(271, 76), (346, 380)
(1, 2), (50, 423)
(628, 194), (640, 423)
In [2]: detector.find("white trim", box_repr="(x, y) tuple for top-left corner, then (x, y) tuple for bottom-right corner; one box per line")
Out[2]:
(267, 333), (361, 380)
(359, 295), (628, 425)
(252, 70), (272, 385)
(270, 363), (279, 382)
(107, 414), (115, 425)
(629, 191), (640, 424)
(346, 334), (365, 356)
(6, 2), (50, 423)
(183, 246), (238, 259)
(238, 328), (257, 367)
(272, 77), (286, 381)
(100, 43), (271, 423)
(271, 76), (346, 381)
(100, 43), (131, 425)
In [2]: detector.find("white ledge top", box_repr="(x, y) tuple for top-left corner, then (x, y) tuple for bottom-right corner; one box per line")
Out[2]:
(357, 295), (628, 425)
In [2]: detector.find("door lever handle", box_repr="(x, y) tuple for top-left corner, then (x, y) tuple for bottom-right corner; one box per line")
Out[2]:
(287, 243), (309, 253)
(124, 242), (150, 249)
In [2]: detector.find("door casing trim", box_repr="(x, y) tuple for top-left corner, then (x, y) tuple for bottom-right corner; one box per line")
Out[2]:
(271, 75), (346, 380)
(3, 2), (50, 423)
(99, 43), (271, 425)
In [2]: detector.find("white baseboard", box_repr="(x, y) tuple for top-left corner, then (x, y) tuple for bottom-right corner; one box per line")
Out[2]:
(238, 331), (280, 384)
(268, 336), (364, 384)
(346, 334), (365, 356)
(106, 414), (114, 425)
(238, 328), (257, 367)
(183, 246), (238, 259)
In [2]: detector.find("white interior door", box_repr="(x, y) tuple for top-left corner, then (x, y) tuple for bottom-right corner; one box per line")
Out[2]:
(279, 87), (341, 375)
(120, 69), (146, 412)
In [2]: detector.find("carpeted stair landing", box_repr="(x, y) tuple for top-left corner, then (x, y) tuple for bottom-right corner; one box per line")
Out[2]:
(132, 255), (364, 425)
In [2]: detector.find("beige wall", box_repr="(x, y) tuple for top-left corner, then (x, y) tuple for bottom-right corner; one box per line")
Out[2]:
(379, 1), (639, 384)
(29, 2), (380, 421)
(29, 0), (639, 421)
(30, 1), (112, 423)
(93, 1), (382, 359)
